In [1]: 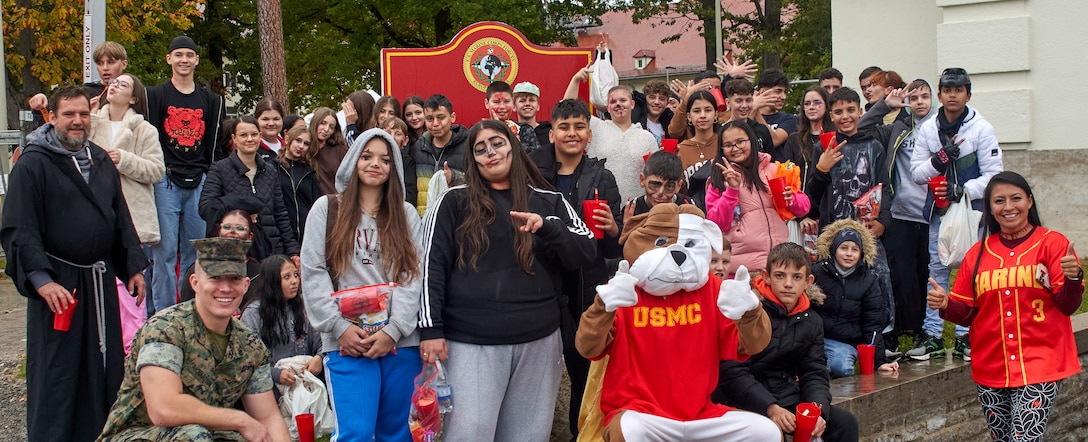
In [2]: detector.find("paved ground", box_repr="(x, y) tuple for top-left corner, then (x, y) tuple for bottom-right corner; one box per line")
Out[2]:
(0, 274), (27, 441)
(0, 272), (579, 442)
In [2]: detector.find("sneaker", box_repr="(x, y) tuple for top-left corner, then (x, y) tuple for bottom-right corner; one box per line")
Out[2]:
(906, 335), (946, 361)
(954, 335), (971, 362)
(885, 349), (902, 362)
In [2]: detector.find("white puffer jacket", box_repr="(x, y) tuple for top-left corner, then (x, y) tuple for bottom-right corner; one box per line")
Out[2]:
(909, 106), (1003, 201)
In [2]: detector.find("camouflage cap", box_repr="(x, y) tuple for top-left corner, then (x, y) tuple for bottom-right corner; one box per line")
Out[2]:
(190, 237), (251, 277)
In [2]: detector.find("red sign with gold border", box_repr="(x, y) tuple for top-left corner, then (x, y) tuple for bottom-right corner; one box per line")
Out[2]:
(382, 22), (593, 124)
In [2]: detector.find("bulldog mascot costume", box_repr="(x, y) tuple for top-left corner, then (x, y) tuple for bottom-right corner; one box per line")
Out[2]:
(576, 203), (780, 441)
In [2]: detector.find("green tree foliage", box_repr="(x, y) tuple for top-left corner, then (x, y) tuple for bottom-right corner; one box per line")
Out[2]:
(5, 0), (602, 120)
(281, 0), (602, 111)
(607, 0), (831, 79)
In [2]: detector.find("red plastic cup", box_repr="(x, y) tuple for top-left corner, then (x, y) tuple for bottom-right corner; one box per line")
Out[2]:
(295, 413), (315, 442)
(582, 200), (605, 239)
(819, 132), (837, 151)
(708, 88), (727, 112)
(857, 344), (876, 375)
(767, 177), (788, 209)
(793, 402), (822, 442)
(661, 138), (679, 154)
(928, 176), (950, 208)
(53, 298), (78, 332)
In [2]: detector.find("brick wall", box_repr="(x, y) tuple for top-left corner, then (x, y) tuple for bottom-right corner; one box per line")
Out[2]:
(832, 314), (1088, 441)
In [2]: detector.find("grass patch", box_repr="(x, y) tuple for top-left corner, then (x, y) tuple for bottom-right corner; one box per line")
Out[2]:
(17, 354), (25, 379)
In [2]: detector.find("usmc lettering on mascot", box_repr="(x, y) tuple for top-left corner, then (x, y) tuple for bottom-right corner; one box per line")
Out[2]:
(632, 303), (703, 328)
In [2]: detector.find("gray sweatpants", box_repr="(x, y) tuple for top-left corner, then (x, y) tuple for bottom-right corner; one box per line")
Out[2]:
(443, 330), (563, 442)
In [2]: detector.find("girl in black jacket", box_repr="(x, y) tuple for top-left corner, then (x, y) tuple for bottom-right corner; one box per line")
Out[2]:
(200, 116), (300, 260)
(418, 119), (596, 441)
(277, 125), (322, 242)
(811, 219), (896, 378)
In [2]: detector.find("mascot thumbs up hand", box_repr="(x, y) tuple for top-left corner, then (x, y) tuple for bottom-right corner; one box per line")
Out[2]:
(597, 260), (640, 312)
(717, 265), (759, 320)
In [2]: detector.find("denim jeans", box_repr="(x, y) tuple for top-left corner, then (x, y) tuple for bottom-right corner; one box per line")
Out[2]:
(923, 216), (969, 338)
(824, 338), (858, 379)
(149, 174), (206, 314)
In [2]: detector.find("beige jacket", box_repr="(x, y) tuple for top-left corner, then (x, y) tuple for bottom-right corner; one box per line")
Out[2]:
(90, 107), (165, 244)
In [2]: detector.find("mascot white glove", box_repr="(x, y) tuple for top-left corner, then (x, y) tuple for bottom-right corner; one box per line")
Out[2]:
(717, 266), (759, 320)
(597, 260), (640, 312)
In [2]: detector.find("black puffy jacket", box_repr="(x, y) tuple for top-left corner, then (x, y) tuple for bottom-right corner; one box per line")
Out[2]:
(714, 276), (831, 414)
(276, 158), (322, 242)
(199, 151), (300, 257)
(811, 259), (887, 366)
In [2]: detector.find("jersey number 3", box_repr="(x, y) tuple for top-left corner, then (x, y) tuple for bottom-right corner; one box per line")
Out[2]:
(1031, 299), (1046, 322)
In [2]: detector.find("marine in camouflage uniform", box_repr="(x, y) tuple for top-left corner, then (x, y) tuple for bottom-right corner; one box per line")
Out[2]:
(98, 238), (283, 441)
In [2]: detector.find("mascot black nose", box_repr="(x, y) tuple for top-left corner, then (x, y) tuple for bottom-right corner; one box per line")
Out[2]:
(671, 250), (687, 266)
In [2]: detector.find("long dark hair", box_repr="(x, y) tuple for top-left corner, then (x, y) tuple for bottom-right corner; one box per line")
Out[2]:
(306, 107), (345, 163)
(374, 95), (401, 125)
(790, 86), (832, 165)
(685, 90), (719, 138)
(249, 255), (307, 348)
(458, 119), (552, 273)
(981, 171), (1042, 237)
(710, 120), (768, 193)
(326, 135), (420, 285)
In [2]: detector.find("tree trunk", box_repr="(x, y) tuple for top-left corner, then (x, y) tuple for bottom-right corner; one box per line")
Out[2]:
(761, 0), (783, 71)
(13, 0), (40, 130)
(257, 0), (288, 110)
(700, 0), (717, 70)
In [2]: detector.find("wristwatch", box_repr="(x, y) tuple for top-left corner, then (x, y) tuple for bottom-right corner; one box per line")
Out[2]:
(1070, 268), (1084, 282)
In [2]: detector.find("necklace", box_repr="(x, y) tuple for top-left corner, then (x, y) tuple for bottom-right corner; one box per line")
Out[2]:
(690, 136), (714, 160)
(999, 224), (1034, 240)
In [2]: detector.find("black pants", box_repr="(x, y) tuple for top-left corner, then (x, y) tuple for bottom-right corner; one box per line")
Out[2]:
(882, 218), (929, 338)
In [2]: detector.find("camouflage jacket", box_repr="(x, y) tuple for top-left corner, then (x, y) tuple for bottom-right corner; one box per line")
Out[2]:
(97, 301), (272, 440)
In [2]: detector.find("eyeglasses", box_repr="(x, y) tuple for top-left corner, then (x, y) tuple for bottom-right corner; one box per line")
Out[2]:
(802, 100), (824, 107)
(646, 179), (679, 193)
(721, 138), (751, 151)
(220, 224), (249, 233)
(473, 136), (509, 157)
(108, 79), (131, 90)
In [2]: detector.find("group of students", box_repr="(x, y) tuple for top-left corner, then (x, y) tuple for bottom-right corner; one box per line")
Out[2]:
(17, 34), (1083, 442)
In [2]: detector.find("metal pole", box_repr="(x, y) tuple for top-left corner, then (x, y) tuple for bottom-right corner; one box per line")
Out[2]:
(715, 0), (723, 61)
(84, 0), (106, 84)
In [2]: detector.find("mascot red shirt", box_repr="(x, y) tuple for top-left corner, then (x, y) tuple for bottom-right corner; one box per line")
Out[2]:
(576, 203), (774, 441)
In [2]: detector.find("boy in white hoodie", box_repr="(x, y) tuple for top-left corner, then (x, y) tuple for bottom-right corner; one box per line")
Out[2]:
(907, 68), (1004, 361)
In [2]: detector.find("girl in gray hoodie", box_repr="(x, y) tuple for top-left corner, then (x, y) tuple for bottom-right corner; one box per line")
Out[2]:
(300, 128), (424, 440)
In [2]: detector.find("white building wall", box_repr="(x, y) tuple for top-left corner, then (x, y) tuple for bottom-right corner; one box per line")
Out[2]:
(833, 0), (1088, 245)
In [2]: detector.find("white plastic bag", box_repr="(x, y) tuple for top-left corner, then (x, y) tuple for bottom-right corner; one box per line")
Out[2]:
(275, 355), (335, 439)
(938, 191), (982, 267)
(425, 170), (449, 215)
(588, 49), (617, 110)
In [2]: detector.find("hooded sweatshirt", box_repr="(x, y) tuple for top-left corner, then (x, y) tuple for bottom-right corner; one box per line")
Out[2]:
(301, 128), (424, 353)
(858, 78), (936, 224)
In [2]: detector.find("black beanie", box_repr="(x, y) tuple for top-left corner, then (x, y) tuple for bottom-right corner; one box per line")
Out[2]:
(168, 36), (197, 53)
(831, 228), (863, 258)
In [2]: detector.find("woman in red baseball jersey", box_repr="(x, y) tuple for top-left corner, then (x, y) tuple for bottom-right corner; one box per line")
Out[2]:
(927, 171), (1082, 441)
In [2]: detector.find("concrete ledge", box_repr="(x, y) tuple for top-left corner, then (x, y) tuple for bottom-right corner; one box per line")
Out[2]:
(831, 313), (1088, 440)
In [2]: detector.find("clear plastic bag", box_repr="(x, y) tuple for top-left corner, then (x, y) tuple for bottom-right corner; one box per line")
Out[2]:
(330, 282), (395, 334)
(409, 362), (442, 442)
(938, 191), (982, 267)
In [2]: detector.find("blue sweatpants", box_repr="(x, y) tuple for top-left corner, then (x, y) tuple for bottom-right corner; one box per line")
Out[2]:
(324, 347), (423, 442)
